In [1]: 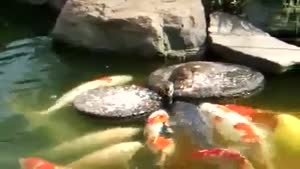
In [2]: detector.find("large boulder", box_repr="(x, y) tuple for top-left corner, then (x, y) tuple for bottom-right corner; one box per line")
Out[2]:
(19, 0), (66, 10)
(48, 0), (67, 10)
(208, 12), (300, 74)
(52, 0), (207, 59)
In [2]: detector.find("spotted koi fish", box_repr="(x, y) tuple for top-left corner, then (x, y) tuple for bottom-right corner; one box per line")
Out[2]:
(38, 75), (133, 115)
(199, 103), (265, 144)
(197, 103), (273, 169)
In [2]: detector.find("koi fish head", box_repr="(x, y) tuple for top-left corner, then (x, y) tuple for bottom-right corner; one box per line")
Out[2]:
(147, 109), (171, 126)
(95, 75), (133, 86)
(144, 110), (174, 153)
(19, 158), (57, 169)
(199, 103), (262, 144)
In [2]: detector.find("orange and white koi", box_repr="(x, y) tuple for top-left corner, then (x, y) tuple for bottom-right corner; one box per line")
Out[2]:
(144, 110), (174, 154)
(39, 75), (133, 115)
(144, 110), (176, 169)
(144, 108), (256, 169)
(199, 103), (266, 144)
(199, 103), (274, 169)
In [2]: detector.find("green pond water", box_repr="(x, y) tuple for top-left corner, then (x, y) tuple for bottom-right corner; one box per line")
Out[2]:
(1, 1), (300, 169)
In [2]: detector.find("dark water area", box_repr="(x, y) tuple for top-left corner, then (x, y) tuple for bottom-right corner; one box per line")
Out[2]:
(0, 1), (300, 169)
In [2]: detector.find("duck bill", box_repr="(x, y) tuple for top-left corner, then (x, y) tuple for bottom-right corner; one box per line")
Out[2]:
(19, 157), (58, 169)
(168, 96), (173, 105)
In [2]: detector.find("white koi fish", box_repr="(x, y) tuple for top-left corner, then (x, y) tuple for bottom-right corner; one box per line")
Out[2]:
(66, 141), (144, 169)
(47, 127), (142, 158)
(38, 75), (133, 115)
(19, 141), (143, 169)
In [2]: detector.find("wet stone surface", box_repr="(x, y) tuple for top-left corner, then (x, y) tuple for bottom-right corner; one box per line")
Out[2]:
(147, 61), (265, 101)
(73, 85), (163, 119)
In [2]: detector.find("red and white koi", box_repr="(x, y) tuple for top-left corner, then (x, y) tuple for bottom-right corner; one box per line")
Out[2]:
(39, 75), (133, 115)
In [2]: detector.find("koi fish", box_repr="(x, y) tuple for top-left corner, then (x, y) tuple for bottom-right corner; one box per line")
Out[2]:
(144, 110), (174, 154)
(66, 141), (144, 169)
(20, 142), (143, 169)
(199, 103), (265, 144)
(145, 108), (255, 169)
(199, 103), (274, 169)
(47, 127), (142, 158)
(38, 75), (133, 115)
(144, 110), (175, 168)
(191, 148), (255, 169)
(19, 157), (65, 169)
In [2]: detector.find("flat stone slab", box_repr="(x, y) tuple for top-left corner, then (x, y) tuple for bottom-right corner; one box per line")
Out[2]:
(147, 61), (265, 101)
(73, 85), (163, 119)
(209, 12), (300, 74)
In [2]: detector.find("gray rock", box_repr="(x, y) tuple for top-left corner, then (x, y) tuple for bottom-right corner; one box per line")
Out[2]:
(19, 0), (66, 9)
(47, 0), (67, 10)
(20, 0), (47, 5)
(209, 11), (300, 74)
(73, 85), (163, 119)
(52, 0), (207, 59)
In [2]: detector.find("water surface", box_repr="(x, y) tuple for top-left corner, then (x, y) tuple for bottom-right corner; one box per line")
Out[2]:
(1, 1), (300, 169)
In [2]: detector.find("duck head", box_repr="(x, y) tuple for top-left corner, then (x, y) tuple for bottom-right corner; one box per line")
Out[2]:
(161, 81), (174, 105)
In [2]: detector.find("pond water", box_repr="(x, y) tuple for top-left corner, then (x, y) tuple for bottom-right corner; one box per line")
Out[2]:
(1, 1), (300, 169)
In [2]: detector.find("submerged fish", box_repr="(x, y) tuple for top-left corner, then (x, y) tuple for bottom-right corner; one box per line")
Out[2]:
(66, 141), (144, 169)
(38, 75), (133, 115)
(47, 127), (142, 158)
(19, 141), (143, 169)
(19, 157), (67, 169)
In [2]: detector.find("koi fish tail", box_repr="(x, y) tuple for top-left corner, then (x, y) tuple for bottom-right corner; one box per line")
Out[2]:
(38, 110), (50, 115)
